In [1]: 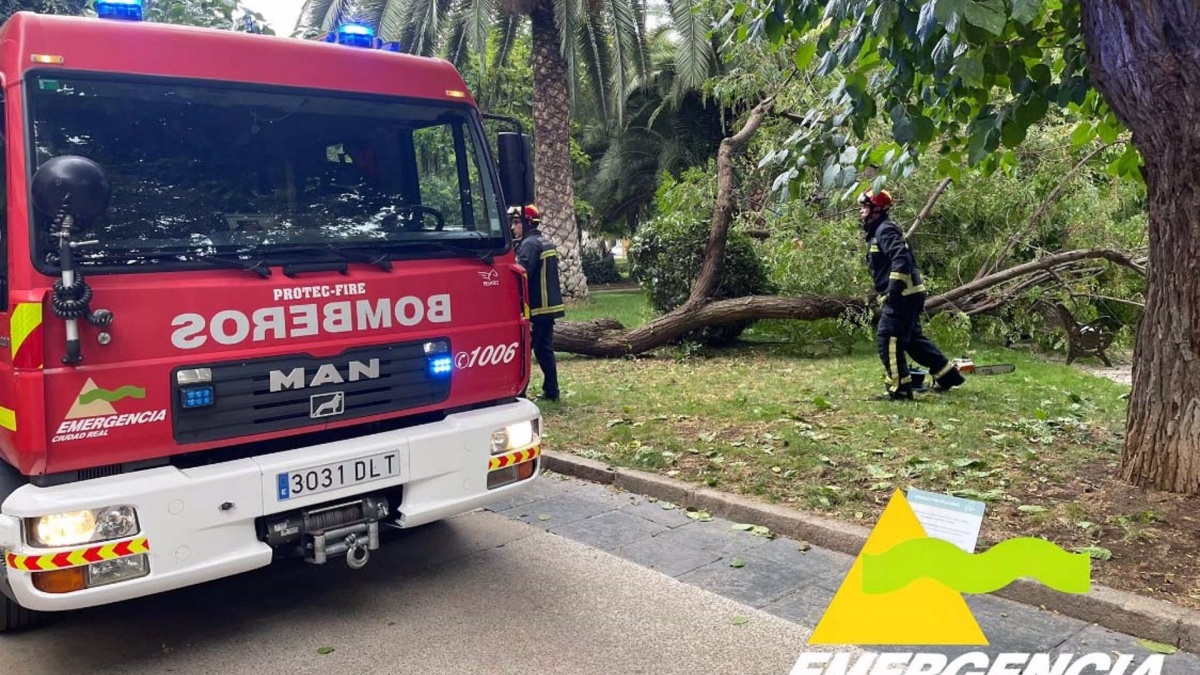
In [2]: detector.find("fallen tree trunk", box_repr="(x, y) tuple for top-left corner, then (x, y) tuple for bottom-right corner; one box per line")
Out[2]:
(554, 294), (866, 356)
(553, 247), (1145, 357)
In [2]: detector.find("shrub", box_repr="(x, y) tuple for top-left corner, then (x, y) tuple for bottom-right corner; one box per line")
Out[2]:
(581, 247), (623, 285)
(629, 213), (775, 346)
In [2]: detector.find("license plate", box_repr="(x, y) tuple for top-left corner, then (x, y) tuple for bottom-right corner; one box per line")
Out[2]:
(276, 451), (401, 501)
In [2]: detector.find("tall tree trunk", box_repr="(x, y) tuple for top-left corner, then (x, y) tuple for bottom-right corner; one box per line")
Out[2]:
(1081, 0), (1200, 494)
(529, 5), (588, 299)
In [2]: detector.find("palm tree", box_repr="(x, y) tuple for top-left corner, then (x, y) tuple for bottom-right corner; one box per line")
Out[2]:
(293, 0), (713, 299)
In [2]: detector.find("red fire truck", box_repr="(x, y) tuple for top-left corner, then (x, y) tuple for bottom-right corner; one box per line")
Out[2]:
(0, 1), (545, 631)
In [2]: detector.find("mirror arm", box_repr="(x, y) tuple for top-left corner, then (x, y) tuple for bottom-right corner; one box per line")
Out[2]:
(481, 112), (525, 137)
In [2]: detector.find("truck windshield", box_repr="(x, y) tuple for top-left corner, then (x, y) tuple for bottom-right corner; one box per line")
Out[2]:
(26, 74), (506, 270)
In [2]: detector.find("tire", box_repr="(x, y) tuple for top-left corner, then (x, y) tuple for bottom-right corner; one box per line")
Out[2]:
(0, 594), (38, 633)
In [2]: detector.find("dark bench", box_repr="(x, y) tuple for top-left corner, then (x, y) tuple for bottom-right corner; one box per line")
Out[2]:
(1039, 301), (1121, 367)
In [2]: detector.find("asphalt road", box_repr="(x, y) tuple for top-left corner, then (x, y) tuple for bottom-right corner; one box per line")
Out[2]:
(0, 507), (848, 675)
(4, 472), (1199, 675)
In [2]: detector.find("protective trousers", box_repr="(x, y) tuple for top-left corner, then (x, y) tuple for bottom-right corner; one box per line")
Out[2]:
(530, 317), (560, 400)
(876, 294), (955, 397)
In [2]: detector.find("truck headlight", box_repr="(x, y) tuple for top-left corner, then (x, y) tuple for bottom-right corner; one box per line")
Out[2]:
(28, 505), (139, 548)
(490, 420), (538, 454)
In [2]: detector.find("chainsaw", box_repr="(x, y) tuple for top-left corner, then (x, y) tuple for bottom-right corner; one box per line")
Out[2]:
(952, 357), (1015, 376)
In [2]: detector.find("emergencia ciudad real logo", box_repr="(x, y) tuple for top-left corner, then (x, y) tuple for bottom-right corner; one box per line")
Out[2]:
(789, 489), (1170, 675)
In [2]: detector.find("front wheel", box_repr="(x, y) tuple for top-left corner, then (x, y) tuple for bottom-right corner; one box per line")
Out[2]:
(0, 595), (39, 633)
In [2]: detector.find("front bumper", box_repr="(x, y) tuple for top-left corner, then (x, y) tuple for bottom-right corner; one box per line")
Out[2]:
(0, 399), (542, 612)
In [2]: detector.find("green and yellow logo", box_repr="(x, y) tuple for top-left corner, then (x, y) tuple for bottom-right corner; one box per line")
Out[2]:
(809, 488), (1090, 646)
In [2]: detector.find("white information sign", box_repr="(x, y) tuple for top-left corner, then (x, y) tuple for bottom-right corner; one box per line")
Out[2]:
(906, 488), (986, 553)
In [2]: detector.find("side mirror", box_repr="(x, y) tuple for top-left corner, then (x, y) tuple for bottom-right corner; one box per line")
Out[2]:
(32, 155), (110, 230)
(497, 131), (534, 208)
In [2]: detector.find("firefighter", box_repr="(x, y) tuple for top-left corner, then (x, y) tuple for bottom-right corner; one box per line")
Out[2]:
(510, 204), (564, 401)
(860, 189), (965, 399)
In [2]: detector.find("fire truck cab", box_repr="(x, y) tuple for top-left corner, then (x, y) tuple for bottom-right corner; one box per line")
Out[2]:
(0, 1), (544, 631)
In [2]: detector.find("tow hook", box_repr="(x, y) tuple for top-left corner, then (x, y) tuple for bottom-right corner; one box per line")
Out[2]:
(345, 533), (370, 570)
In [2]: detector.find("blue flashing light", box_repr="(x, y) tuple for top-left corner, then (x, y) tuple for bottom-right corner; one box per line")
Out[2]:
(96, 0), (143, 21)
(180, 385), (215, 409)
(335, 22), (376, 48)
(427, 355), (453, 378)
(381, 41), (402, 52)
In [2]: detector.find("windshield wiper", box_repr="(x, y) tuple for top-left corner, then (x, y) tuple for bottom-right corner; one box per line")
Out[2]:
(253, 245), (393, 272)
(356, 240), (498, 266)
(190, 253), (272, 278)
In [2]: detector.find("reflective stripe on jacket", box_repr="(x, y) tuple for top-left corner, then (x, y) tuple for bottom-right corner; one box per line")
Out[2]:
(517, 229), (565, 319)
(867, 217), (926, 298)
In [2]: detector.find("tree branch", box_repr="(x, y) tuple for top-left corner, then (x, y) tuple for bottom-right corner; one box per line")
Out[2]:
(906, 177), (952, 239)
(974, 140), (1124, 280)
(685, 95), (777, 309)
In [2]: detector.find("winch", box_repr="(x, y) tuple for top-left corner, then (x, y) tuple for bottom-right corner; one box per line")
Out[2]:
(260, 494), (390, 569)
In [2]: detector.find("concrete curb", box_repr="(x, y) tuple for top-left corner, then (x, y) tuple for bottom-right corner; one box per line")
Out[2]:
(540, 449), (1200, 650)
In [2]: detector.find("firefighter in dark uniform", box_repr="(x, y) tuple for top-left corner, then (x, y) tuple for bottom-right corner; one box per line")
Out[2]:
(860, 189), (965, 399)
(510, 204), (564, 401)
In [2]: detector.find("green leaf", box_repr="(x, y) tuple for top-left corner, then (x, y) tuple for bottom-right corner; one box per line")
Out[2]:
(1017, 504), (1048, 514)
(732, 523), (754, 531)
(1137, 639), (1178, 655)
(1030, 63), (1052, 87)
(917, 2), (938, 43)
(730, 558), (746, 568)
(794, 41), (818, 70)
(1012, 0), (1043, 23)
(686, 508), (713, 522)
(1097, 116), (1120, 144)
(1074, 545), (1113, 561)
(933, 0), (964, 29)
(937, 156), (962, 182)
(962, 0), (1006, 35)
(953, 56), (986, 87)
(1071, 121), (1096, 146)
(1016, 94), (1050, 126)
(873, 1), (899, 34)
(317, 647), (336, 655)
(733, 616), (750, 625)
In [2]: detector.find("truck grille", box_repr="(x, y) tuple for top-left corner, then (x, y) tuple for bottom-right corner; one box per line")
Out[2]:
(171, 339), (452, 444)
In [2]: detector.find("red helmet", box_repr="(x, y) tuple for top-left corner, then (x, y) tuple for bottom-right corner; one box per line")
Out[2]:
(523, 204), (542, 222)
(858, 189), (893, 210)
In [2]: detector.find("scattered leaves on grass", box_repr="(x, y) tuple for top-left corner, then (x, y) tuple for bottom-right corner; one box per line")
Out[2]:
(1136, 639), (1178, 654)
(1074, 546), (1113, 561)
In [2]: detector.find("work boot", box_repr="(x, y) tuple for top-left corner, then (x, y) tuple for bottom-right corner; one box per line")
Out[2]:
(934, 366), (966, 391)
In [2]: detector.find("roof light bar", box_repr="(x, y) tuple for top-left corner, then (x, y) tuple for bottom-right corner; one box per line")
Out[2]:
(333, 22), (375, 48)
(324, 22), (402, 52)
(96, 0), (143, 21)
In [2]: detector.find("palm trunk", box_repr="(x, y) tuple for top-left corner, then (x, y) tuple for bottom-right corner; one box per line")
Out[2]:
(529, 4), (588, 299)
(1081, 0), (1200, 494)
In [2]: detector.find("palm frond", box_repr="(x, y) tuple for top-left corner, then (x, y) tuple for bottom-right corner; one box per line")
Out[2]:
(666, 0), (713, 96)
(492, 13), (520, 71)
(553, 0), (584, 104)
(578, 3), (612, 124)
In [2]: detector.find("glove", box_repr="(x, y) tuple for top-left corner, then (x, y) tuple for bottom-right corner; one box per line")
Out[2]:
(887, 279), (905, 304)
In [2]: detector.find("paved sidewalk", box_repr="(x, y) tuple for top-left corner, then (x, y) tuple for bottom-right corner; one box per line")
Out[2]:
(486, 471), (1200, 672)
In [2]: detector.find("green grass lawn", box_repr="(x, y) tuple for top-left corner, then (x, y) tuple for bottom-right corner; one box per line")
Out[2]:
(535, 290), (1200, 608)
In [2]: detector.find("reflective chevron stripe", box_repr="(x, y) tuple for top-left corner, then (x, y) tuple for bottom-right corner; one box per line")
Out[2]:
(5, 537), (149, 572)
(489, 445), (540, 471)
